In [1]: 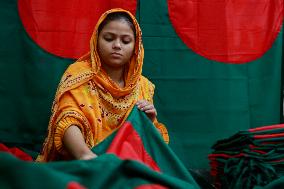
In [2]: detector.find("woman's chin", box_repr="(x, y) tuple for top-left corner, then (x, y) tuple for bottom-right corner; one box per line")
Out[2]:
(107, 61), (127, 68)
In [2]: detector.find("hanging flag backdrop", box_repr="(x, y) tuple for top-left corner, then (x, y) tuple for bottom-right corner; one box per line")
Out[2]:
(0, 0), (283, 172)
(18, 0), (137, 58)
(168, 0), (283, 63)
(140, 0), (283, 169)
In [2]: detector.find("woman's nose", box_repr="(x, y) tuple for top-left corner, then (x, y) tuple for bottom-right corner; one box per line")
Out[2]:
(112, 40), (121, 49)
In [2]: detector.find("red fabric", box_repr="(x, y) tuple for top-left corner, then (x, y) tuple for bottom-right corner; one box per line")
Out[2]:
(0, 143), (33, 161)
(208, 153), (245, 160)
(168, 0), (283, 64)
(135, 184), (167, 189)
(249, 124), (284, 132)
(253, 132), (284, 139)
(106, 122), (161, 172)
(66, 182), (87, 189)
(18, 0), (137, 59)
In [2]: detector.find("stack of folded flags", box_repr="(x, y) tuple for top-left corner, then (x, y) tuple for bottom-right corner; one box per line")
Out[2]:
(209, 124), (284, 189)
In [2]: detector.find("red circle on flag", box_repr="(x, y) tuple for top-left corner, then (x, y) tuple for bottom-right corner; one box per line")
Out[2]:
(18, 0), (137, 59)
(168, 0), (283, 64)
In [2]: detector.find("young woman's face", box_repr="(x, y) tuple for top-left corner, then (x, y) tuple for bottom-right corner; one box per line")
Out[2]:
(98, 19), (135, 69)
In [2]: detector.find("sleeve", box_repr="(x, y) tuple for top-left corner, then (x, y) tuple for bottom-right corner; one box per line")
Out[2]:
(54, 117), (85, 153)
(53, 91), (94, 154)
(153, 119), (170, 144)
(142, 77), (170, 144)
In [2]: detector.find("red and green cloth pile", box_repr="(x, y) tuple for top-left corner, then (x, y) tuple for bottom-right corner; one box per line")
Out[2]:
(209, 124), (284, 189)
(0, 107), (200, 189)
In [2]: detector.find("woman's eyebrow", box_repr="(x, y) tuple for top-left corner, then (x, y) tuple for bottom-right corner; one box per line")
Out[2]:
(102, 32), (115, 35)
(102, 31), (133, 37)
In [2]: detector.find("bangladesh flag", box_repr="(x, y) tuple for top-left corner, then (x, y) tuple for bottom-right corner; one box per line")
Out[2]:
(0, 0), (283, 175)
(0, 107), (200, 189)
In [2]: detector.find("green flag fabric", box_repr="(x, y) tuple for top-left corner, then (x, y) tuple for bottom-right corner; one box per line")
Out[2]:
(0, 107), (200, 189)
(254, 177), (284, 189)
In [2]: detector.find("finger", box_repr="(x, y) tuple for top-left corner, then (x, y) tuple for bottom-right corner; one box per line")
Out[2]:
(136, 100), (147, 107)
(136, 100), (144, 105)
(137, 100), (149, 109)
(145, 109), (157, 114)
(141, 104), (154, 111)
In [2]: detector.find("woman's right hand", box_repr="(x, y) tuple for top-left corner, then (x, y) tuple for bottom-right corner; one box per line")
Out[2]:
(136, 100), (157, 122)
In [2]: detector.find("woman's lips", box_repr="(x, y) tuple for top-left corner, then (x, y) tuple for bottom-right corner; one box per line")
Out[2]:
(111, 52), (123, 58)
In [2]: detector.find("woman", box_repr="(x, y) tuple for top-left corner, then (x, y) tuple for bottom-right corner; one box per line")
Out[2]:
(37, 8), (169, 162)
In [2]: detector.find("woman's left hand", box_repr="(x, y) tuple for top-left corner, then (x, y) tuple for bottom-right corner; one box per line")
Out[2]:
(136, 100), (157, 122)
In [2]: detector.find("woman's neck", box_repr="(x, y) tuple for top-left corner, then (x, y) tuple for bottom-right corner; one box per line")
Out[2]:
(102, 65), (125, 88)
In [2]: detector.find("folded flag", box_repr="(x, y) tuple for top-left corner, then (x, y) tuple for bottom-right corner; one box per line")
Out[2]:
(209, 124), (284, 189)
(0, 106), (200, 189)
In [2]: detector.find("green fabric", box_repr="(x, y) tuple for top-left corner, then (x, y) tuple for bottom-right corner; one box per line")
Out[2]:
(0, 153), (195, 189)
(0, 107), (200, 189)
(93, 106), (199, 186)
(210, 124), (284, 188)
(223, 157), (278, 189)
(254, 177), (284, 189)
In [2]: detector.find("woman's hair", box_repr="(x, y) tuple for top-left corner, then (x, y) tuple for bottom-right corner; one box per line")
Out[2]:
(98, 12), (136, 37)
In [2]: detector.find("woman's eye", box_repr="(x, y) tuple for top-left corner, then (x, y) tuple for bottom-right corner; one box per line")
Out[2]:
(103, 35), (114, 41)
(122, 40), (130, 44)
(122, 38), (132, 44)
(104, 36), (113, 41)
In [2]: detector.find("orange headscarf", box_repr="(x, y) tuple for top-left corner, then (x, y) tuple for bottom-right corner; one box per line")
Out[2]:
(54, 8), (144, 99)
(37, 8), (168, 162)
